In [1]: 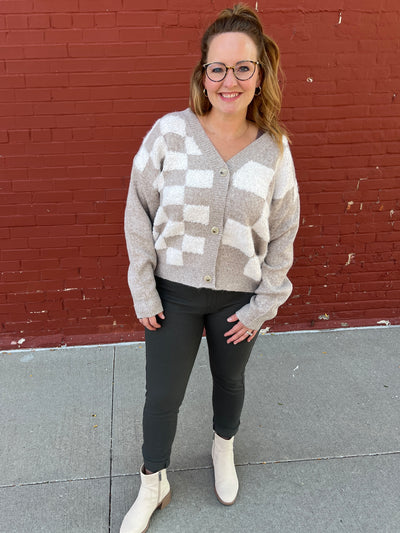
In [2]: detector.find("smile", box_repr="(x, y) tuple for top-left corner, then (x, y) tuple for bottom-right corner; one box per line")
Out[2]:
(219, 92), (240, 99)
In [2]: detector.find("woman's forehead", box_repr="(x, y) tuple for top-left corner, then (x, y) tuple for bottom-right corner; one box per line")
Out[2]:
(207, 32), (258, 62)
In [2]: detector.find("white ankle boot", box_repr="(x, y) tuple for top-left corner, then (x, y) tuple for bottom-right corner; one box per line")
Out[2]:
(120, 466), (171, 533)
(211, 432), (239, 505)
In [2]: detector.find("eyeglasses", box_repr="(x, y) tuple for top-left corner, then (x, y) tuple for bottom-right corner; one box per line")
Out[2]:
(203, 60), (260, 82)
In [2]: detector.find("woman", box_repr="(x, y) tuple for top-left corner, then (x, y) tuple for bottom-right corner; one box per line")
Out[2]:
(121, 4), (300, 532)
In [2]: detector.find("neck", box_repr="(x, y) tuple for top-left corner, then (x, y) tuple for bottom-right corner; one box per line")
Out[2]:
(202, 108), (249, 140)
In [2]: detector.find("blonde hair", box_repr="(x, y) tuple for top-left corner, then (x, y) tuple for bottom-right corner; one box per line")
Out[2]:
(189, 3), (288, 150)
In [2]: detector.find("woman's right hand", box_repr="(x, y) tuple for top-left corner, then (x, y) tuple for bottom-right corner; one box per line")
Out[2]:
(139, 312), (165, 331)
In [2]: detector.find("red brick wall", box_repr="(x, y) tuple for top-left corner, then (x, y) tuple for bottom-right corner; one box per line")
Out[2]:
(1, 0), (399, 349)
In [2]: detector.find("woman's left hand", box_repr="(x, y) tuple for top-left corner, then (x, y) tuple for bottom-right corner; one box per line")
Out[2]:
(224, 314), (257, 344)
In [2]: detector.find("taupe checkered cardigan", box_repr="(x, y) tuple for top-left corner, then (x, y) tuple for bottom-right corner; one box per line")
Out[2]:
(125, 108), (300, 331)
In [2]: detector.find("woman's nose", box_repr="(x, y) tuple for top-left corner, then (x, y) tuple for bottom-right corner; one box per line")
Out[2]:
(223, 68), (238, 86)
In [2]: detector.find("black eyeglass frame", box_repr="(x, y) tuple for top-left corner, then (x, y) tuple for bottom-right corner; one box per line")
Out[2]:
(203, 60), (260, 82)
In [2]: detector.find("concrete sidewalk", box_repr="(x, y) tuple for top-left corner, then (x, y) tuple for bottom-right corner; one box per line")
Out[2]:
(1, 327), (399, 533)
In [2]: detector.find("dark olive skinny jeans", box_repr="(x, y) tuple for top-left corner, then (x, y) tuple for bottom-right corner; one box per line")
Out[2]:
(142, 276), (259, 473)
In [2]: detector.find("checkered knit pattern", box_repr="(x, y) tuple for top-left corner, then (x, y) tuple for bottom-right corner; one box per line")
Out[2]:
(125, 109), (300, 330)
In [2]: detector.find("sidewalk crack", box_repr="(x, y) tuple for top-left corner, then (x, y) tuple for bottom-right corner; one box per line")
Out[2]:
(108, 345), (116, 533)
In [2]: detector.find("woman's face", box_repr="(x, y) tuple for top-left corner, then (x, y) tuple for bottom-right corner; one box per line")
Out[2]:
(203, 32), (260, 119)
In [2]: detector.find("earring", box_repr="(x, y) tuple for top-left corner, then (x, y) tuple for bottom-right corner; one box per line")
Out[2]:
(255, 86), (261, 96)
(203, 88), (208, 98)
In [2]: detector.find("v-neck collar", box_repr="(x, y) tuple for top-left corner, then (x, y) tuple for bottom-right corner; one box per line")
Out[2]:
(185, 108), (267, 166)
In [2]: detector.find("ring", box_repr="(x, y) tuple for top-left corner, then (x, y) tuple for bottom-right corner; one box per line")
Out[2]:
(246, 330), (252, 336)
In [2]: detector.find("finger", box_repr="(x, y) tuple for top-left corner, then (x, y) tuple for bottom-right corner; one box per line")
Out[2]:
(142, 318), (156, 331)
(226, 328), (248, 344)
(224, 323), (242, 337)
(158, 312), (165, 320)
(139, 317), (158, 331)
(148, 315), (162, 329)
(247, 331), (257, 342)
(227, 331), (249, 344)
(229, 329), (257, 345)
(226, 313), (238, 323)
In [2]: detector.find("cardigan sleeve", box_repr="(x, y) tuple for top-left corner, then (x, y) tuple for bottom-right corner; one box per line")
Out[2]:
(235, 140), (300, 331)
(124, 120), (165, 319)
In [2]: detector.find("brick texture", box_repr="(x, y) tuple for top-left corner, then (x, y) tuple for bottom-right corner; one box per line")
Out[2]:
(1, 1), (399, 349)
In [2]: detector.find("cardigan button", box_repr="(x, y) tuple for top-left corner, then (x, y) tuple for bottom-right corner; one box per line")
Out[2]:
(219, 168), (228, 177)
(204, 275), (212, 282)
(211, 226), (219, 235)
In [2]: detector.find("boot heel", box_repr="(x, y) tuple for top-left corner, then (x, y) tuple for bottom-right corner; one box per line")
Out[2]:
(159, 490), (171, 510)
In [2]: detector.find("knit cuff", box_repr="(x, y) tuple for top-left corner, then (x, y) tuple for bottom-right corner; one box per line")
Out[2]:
(133, 289), (163, 320)
(235, 303), (277, 332)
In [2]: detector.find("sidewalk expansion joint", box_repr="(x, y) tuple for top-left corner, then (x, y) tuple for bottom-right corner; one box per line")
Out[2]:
(109, 449), (400, 479)
(108, 345), (116, 533)
(244, 450), (400, 466)
(0, 474), (110, 489)
(2, 451), (399, 489)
